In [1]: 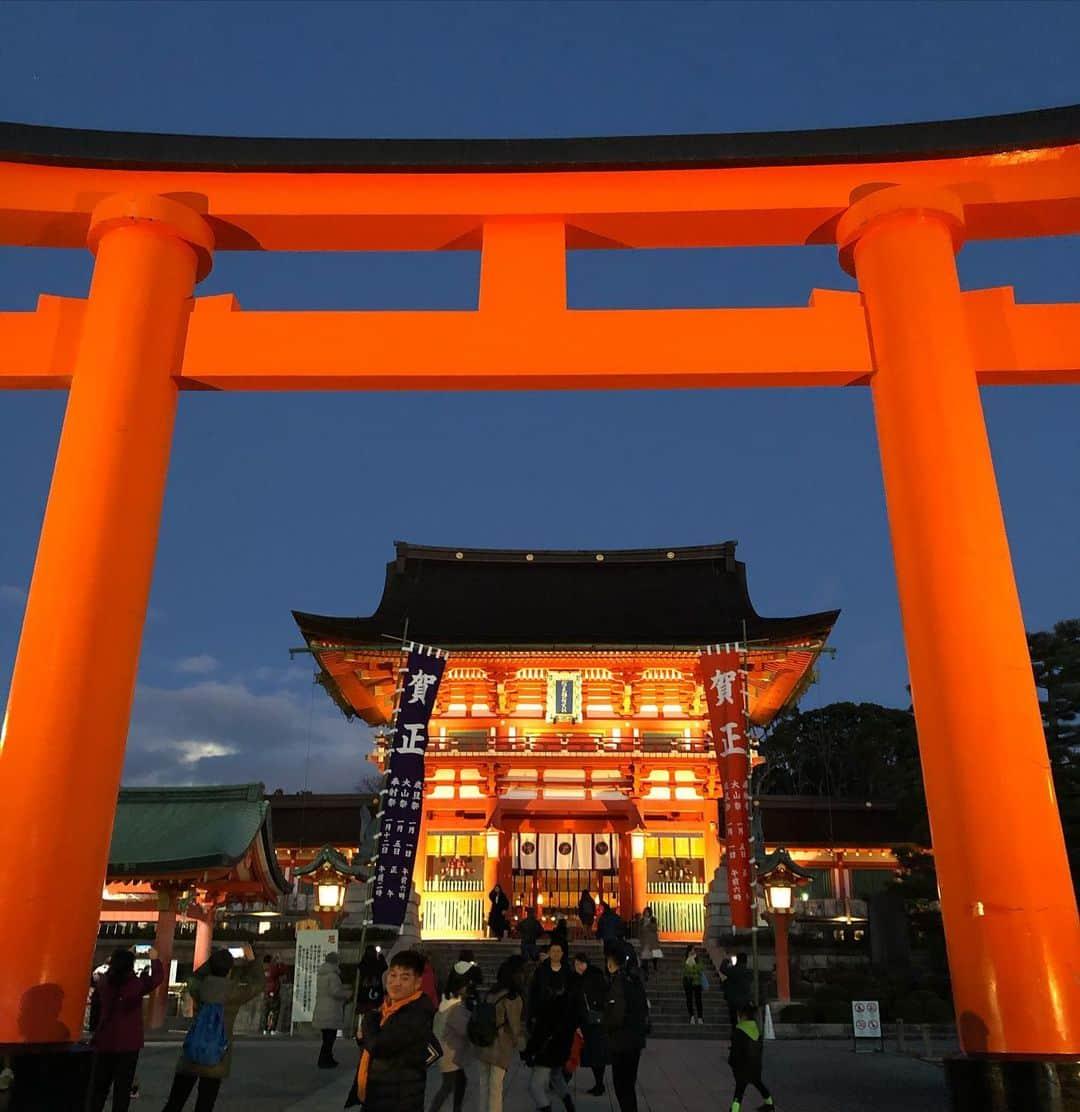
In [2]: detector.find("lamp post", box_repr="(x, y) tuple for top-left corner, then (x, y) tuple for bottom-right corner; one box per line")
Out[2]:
(295, 846), (367, 931)
(759, 848), (813, 1003)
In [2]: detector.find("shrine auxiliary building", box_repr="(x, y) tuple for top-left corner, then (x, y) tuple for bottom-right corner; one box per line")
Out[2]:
(294, 542), (838, 940)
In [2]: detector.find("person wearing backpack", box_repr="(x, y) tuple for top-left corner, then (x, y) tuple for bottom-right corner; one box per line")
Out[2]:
(473, 957), (525, 1112)
(87, 946), (163, 1112)
(161, 948), (259, 1112)
(428, 968), (471, 1112)
(357, 945), (389, 1018)
(602, 945), (648, 1112)
(727, 1003), (774, 1112)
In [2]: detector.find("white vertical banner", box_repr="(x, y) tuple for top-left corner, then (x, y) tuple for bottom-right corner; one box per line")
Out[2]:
(572, 833), (595, 870)
(290, 929), (338, 1031)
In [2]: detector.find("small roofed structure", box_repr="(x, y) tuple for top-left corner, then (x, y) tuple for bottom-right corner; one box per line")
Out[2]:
(101, 783), (289, 1028)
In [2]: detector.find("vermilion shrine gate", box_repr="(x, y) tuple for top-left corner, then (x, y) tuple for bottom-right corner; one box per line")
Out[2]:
(0, 107), (1078, 1107)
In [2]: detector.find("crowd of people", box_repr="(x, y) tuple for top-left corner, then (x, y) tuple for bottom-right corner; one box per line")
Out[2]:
(81, 910), (770, 1112)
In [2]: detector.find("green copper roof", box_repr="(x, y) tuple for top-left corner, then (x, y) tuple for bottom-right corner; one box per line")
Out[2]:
(108, 783), (276, 877)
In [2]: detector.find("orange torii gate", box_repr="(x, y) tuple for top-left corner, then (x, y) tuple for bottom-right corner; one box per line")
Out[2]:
(0, 107), (1078, 1105)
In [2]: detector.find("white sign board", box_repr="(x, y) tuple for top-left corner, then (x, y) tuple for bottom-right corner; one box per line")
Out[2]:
(291, 929), (338, 1030)
(852, 999), (882, 1048)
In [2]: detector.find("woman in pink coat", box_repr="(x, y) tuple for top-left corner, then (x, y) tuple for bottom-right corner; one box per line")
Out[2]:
(88, 946), (164, 1111)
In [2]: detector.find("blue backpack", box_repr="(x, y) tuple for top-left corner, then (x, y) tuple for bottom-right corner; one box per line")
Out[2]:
(183, 1001), (229, 1066)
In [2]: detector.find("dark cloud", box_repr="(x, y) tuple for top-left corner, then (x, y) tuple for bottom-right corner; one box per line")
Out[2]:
(124, 678), (374, 792)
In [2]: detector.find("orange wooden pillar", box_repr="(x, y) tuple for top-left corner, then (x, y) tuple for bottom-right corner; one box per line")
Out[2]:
(149, 892), (178, 1030)
(838, 186), (1080, 1059)
(193, 916), (215, 970)
(0, 194), (211, 1046)
(771, 914), (791, 1002)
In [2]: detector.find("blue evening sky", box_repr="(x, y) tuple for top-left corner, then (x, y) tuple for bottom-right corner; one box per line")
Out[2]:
(1, 1), (1077, 792)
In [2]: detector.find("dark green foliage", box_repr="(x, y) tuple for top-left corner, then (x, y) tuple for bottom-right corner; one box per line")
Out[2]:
(757, 701), (928, 842)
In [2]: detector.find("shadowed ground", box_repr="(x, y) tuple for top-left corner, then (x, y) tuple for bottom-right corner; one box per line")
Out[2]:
(126, 1035), (951, 1111)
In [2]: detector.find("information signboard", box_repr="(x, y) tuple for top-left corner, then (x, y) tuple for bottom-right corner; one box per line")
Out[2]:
(852, 999), (884, 1053)
(291, 929), (338, 1031)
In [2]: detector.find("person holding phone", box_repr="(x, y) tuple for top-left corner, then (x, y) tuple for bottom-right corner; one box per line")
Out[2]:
(87, 946), (163, 1112)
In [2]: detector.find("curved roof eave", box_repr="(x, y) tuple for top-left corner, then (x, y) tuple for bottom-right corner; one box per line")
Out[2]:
(1, 104), (1077, 173)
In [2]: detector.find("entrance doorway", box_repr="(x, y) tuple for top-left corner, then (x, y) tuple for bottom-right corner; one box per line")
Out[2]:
(512, 868), (619, 925)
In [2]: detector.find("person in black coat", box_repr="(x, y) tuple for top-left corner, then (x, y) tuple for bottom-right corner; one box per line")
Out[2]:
(577, 890), (596, 932)
(596, 904), (626, 953)
(720, 953), (753, 1032)
(488, 885), (510, 940)
(346, 951), (437, 1112)
(602, 945), (649, 1112)
(572, 953), (609, 1096)
(523, 942), (575, 1112)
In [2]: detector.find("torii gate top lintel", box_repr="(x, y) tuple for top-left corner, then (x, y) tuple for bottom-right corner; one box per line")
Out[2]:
(1, 103), (1079, 255)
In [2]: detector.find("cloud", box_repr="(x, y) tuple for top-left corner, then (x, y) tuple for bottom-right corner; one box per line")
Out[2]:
(0, 584), (28, 607)
(175, 654), (218, 675)
(124, 679), (374, 792)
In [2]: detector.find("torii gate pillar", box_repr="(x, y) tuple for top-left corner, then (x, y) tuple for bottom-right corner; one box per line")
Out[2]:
(0, 194), (212, 1045)
(839, 187), (1080, 1093)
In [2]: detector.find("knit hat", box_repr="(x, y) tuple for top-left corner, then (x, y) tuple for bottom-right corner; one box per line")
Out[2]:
(325, 952), (340, 965)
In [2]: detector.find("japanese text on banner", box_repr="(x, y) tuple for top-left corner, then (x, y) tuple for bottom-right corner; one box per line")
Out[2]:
(371, 646), (447, 929)
(700, 649), (753, 929)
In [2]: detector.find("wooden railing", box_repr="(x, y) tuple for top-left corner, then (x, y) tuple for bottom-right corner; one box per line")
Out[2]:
(426, 877), (484, 892)
(421, 892), (485, 937)
(377, 733), (713, 759)
(650, 897), (705, 938)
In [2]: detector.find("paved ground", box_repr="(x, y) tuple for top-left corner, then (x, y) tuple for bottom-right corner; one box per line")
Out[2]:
(127, 1034), (950, 1111)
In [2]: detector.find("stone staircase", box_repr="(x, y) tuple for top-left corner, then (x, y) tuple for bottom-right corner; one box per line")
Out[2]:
(422, 940), (728, 1041)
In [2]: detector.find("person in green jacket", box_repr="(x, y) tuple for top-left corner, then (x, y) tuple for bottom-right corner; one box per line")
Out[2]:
(162, 949), (260, 1111)
(727, 1003), (774, 1112)
(681, 945), (705, 1025)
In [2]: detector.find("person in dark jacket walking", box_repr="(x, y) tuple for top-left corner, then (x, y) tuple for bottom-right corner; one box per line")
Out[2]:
(357, 946), (389, 1017)
(596, 904), (624, 953)
(346, 950), (438, 1112)
(488, 885), (510, 940)
(727, 1004), (774, 1111)
(87, 946), (164, 1112)
(571, 953), (608, 1096)
(602, 945), (648, 1112)
(518, 907), (543, 961)
(720, 953), (753, 1032)
(523, 942), (575, 1112)
(526, 942), (569, 1033)
(576, 891), (596, 932)
(549, 918), (569, 955)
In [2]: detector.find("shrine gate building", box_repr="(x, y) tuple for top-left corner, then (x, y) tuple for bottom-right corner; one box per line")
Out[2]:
(294, 541), (837, 940)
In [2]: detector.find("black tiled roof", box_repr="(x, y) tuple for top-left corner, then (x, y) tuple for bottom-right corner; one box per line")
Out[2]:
(1, 106), (1076, 172)
(268, 793), (375, 849)
(294, 542), (838, 649)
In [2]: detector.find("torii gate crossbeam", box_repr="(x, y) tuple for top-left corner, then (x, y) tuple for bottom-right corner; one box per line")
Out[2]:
(0, 107), (1077, 1108)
